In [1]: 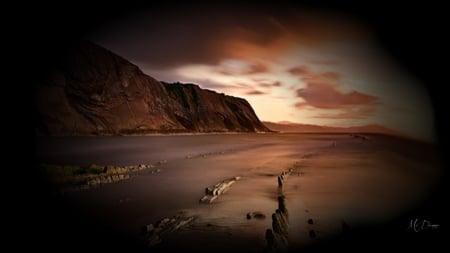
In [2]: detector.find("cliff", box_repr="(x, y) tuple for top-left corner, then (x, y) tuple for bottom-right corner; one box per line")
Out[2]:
(35, 41), (270, 135)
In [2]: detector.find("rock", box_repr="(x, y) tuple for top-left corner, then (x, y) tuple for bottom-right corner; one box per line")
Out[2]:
(278, 196), (288, 215)
(266, 194), (290, 251)
(172, 216), (195, 231)
(307, 218), (314, 224)
(157, 160), (167, 165)
(145, 215), (195, 248)
(145, 224), (154, 233)
(205, 187), (214, 195)
(36, 40), (271, 136)
(277, 168), (294, 188)
(265, 229), (275, 248)
(247, 211), (266, 220)
(253, 212), (266, 219)
(276, 209), (288, 225)
(148, 235), (162, 247)
(309, 229), (317, 239)
(200, 177), (239, 204)
(199, 196), (209, 203)
(157, 218), (171, 227)
(42, 162), (155, 193)
(278, 175), (283, 187)
(209, 195), (218, 203)
(273, 232), (289, 250)
(272, 213), (288, 235)
(105, 165), (115, 173)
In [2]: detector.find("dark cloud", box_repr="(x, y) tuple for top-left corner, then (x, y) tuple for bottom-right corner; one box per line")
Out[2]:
(289, 65), (378, 119)
(246, 90), (267, 95)
(259, 81), (282, 88)
(91, 5), (369, 70)
(288, 66), (310, 76)
(246, 62), (270, 74)
(92, 7), (286, 70)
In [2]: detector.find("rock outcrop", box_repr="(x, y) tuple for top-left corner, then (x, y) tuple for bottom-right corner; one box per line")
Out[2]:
(36, 40), (270, 135)
(199, 176), (240, 203)
(266, 195), (289, 251)
(40, 163), (160, 193)
(144, 215), (196, 247)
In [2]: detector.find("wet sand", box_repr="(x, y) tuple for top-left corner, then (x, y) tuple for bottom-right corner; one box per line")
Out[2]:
(36, 133), (441, 252)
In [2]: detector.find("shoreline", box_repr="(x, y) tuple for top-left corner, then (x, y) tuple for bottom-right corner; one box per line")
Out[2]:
(34, 133), (441, 252)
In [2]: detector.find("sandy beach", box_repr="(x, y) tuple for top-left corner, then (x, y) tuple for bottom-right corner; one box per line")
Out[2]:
(35, 133), (441, 252)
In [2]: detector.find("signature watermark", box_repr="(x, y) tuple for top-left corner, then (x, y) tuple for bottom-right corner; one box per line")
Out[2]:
(407, 218), (439, 232)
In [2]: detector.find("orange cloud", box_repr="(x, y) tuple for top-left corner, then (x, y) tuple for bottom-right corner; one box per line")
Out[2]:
(294, 85), (377, 109)
(259, 81), (282, 88)
(218, 61), (270, 75)
(289, 65), (378, 119)
(247, 62), (269, 74)
(94, 6), (369, 70)
(312, 106), (376, 119)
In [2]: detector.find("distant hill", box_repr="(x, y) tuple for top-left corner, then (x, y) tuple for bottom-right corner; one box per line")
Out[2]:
(35, 41), (270, 135)
(263, 121), (402, 136)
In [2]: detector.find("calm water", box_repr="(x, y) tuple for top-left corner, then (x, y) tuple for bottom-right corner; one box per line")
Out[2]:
(36, 133), (440, 252)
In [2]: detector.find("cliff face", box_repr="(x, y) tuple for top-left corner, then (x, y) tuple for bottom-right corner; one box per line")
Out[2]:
(36, 41), (270, 135)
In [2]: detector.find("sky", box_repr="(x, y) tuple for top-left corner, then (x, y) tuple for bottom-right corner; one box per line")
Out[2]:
(90, 5), (435, 141)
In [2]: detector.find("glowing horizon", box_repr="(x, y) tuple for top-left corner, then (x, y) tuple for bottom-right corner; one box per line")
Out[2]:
(91, 7), (435, 141)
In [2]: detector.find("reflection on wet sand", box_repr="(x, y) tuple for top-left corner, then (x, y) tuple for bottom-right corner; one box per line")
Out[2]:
(36, 133), (441, 252)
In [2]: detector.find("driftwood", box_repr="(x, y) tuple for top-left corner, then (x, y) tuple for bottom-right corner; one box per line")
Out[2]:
(145, 215), (196, 247)
(199, 176), (240, 203)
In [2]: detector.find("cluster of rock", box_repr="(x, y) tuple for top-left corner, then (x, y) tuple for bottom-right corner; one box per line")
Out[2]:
(144, 215), (196, 247)
(82, 164), (160, 190)
(307, 218), (317, 239)
(265, 163), (305, 251)
(42, 163), (160, 193)
(185, 150), (231, 159)
(199, 176), (241, 203)
(277, 168), (294, 188)
(266, 195), (289, 251)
